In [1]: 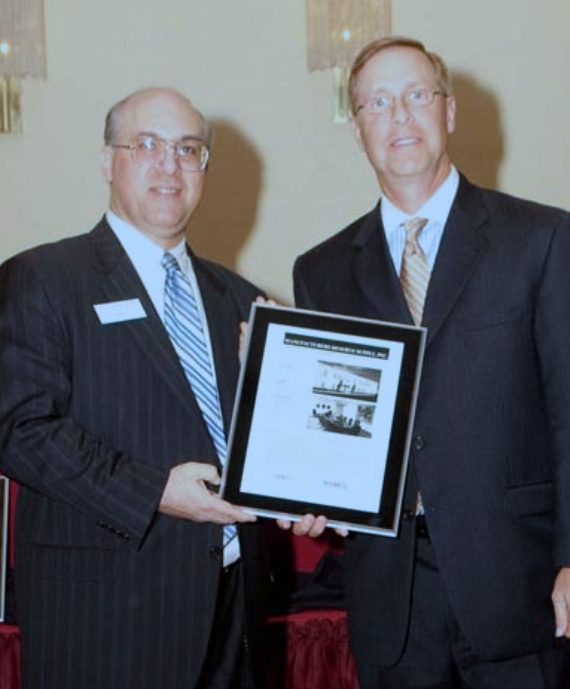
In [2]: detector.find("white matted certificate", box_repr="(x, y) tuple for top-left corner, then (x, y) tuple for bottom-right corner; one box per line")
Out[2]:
(222, 305), (426, 536)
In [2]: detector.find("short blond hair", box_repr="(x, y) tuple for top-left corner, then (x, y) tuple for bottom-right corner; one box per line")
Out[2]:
(349, 36), (452, 115)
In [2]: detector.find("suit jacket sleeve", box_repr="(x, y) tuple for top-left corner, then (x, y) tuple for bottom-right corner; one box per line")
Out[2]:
(534, 211), (570, 566)
(0, 250), (166, 548)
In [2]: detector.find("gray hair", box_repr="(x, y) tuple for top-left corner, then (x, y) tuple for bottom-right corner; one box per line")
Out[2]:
(103, 87), (212, 147)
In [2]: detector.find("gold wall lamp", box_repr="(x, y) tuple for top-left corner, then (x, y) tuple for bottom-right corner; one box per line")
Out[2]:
(306, 0), (392, 122)
(0, 0), (46, 134)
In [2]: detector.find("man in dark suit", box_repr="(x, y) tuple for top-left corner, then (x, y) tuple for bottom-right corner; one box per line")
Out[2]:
(293, 37), (570, 688)
(0, 87), (267, 689)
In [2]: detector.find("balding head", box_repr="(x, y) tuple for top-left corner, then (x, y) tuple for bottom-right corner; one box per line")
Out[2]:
(100, 87), (210, 249)
(104, 87), (211, 147)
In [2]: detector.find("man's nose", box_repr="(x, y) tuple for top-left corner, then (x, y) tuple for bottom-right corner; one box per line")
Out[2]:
(391, 96), (412, 124)
(160, 144), (181, 173)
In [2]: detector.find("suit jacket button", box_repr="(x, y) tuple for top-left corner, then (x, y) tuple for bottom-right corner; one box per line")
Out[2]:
(413, 436), (425, 451)
(209, 546), (222, 562)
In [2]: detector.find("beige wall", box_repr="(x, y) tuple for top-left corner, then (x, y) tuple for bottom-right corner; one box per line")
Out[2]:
(1, 0), (569, 302)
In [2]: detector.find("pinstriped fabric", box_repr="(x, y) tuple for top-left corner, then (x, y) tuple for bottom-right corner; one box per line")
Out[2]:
(162, 252), (237, 552)
(400, 217), (430, 326)
(0, 220), (269, 689)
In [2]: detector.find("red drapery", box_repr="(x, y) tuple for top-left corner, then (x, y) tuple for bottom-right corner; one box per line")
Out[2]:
(0, 625), (20, 689)
(266, 609), (358, 689)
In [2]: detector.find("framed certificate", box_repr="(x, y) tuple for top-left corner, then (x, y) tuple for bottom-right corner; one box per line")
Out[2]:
(222, 305), (426, 536)
(0, 477), (9, 622)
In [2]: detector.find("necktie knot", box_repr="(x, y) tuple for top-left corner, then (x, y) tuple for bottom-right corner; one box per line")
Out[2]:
(402, 217), (428, 250)
(162, 252), (180, 275)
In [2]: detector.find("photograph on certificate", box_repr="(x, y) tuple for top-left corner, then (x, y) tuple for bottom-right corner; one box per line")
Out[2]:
(223, 305), (426, 536)
(239, 325), (403, 512)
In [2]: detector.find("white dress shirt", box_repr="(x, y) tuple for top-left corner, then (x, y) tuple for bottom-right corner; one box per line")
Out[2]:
(381, 166), (460, 275)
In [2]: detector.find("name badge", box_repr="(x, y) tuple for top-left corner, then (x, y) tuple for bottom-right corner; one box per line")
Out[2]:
(94, 299), (147, 324)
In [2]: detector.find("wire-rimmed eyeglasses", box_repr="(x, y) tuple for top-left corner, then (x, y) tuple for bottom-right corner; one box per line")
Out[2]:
(111, 134), (209, 171)
(354, 88), (447, 116)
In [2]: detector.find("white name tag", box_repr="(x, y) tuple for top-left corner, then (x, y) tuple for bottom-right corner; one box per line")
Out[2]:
(93, 299), (147, 324)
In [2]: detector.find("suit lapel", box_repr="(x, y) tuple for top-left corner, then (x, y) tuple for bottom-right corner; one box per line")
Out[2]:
(422, 177), (490, 346)
(350, 179), (491, 348)
(88, 219), (203, 418)
(351, 205), (412, 324)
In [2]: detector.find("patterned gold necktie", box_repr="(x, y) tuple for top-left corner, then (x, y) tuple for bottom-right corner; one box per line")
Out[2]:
(400, 218), (430, 326)
(400, 218), (429, 515)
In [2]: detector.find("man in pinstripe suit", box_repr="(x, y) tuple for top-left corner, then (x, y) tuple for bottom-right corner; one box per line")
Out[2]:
(0, 88), (267, 689)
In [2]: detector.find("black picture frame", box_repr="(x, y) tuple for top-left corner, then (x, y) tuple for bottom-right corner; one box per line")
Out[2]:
(222, 305), (426, 537)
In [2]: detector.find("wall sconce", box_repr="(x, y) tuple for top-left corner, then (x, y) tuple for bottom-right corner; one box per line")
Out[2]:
(306, 0), (392, 123)
(0, 0), (47, 134)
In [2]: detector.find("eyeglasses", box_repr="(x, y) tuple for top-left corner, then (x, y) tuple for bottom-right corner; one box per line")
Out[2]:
(354, 88), (447, 116)
(111, 135), (210, 171)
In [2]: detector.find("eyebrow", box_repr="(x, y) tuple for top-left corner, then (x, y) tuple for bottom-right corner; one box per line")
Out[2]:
(135, 131), (207, 143)
(369, 83), (440, 95)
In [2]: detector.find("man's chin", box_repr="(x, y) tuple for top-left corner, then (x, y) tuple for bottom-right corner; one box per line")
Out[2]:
(138, 219), (189, 249)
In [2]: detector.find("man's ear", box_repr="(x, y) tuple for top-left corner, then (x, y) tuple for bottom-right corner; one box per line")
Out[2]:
(350, 116), (364, 150)
(100, 145), (113, 184)
(445, 95), (456, 135)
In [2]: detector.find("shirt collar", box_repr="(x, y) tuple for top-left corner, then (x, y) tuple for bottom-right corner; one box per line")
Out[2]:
(381, 166), (460, 235)
(106, 211), (165, 269)
(168, 236), (191, 272)
(106, 210), (188, 273)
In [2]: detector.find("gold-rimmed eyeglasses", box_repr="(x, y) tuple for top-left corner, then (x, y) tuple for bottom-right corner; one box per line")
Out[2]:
(354, 88), (447, 117)
(111, 134), (210, 171)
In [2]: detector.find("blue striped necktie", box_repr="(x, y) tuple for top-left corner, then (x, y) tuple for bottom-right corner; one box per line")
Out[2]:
(162, 252), (238, 556)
